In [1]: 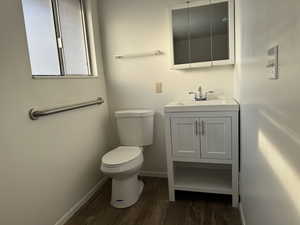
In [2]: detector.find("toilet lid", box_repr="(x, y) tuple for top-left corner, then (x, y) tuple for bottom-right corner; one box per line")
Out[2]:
(102, 146), (142, 167)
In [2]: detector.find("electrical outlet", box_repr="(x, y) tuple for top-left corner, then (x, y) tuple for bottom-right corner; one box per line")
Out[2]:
(155, 82), (163, 93)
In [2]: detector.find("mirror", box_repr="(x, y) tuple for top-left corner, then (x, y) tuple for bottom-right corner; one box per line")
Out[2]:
(170, 0), (234, 69)
(211, 2), (229, 61)
(172, 7), (190, 65)
(189, 4), (212, 63)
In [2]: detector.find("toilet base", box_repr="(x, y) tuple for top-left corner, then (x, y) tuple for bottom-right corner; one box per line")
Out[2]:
(110, 174), (144, 208)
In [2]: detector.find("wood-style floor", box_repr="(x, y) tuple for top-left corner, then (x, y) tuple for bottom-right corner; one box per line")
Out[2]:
(65, 177), (242, 225)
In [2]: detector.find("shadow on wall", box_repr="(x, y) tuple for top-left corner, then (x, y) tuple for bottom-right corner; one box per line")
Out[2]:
(241, 104), (300, 224)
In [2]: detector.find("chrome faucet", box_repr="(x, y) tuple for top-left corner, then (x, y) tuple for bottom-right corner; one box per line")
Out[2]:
(189, 86), (214, 101)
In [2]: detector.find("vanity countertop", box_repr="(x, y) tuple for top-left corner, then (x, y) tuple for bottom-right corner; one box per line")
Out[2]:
(164, 98), (239, 113)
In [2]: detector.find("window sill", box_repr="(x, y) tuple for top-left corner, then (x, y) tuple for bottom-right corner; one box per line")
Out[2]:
(32, 75), (99, 79)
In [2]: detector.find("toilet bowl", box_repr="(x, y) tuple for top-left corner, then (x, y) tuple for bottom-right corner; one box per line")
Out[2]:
(100, 110), (154, 208)
(101, 146), (144, 208)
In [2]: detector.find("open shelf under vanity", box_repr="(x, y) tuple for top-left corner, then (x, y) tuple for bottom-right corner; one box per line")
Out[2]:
(173, 162), (232, 195)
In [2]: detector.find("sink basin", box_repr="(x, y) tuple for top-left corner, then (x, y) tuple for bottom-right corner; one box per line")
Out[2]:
(164, 99), (239, 112)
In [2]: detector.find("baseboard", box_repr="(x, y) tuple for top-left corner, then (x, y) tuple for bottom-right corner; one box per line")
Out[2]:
(54, 176), (108, 225)
(239, 202), (247, 225)
(140, 170), (168, 178)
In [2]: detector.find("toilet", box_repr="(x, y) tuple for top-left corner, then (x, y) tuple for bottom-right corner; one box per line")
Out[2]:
(101, 110), (154, 208)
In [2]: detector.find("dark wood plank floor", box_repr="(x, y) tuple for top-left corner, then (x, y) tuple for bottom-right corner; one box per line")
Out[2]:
(65, 177), (242, 225)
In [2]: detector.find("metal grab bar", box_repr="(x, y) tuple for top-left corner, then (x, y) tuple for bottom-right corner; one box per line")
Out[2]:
(29, 97), (104, 120)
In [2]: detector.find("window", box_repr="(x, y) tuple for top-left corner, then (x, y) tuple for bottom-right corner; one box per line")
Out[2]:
(22, 0), (95, 77)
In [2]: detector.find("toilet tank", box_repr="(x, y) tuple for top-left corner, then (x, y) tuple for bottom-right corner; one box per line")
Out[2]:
(115, 110), (154, 146)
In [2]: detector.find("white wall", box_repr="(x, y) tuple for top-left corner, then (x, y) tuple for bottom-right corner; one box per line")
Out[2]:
(237, 0), (300, 224)
(99, 0), (235, 173)
(0, 1), (111, 225)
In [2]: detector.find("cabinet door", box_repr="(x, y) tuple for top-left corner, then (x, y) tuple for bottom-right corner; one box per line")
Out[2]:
(211, 0), (235, 65)
(171, 5), (190, 67)
(171, 118), (200, 158)
(189, 1), (212, 67)
(170, 0), (234, 69)
(200, 117), (231, 159)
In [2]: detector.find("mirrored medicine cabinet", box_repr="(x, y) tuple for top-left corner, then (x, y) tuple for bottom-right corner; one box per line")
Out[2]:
(170, 0), (235, 69)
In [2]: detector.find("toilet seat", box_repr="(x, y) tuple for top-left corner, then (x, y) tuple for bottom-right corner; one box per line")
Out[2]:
(101, 146), (143, 173)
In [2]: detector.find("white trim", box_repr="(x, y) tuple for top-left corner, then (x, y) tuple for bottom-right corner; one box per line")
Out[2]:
(168, 5), (176, 69)
(171, 63), (190, 70)
(212, 59), (235, 66)
(84, 0), (99, 77)
(54, 177), (108, 225)
(140, 170), (168, 178)
(239, 202), (247, 225)
(172, 157), (232, 164)
(172, 0), (211, 10)
(165, 113), (176, 201)
(190, 61), (213, 68)
(189, 0), (211, 8)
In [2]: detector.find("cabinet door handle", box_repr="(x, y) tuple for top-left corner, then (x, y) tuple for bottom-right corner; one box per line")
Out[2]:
(195, 121), (198, 136)
(198, 120), (201, 135)
(201, 120), (205, 136)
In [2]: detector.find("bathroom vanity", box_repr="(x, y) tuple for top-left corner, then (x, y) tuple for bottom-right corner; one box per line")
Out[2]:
(164, 99), (239, 207)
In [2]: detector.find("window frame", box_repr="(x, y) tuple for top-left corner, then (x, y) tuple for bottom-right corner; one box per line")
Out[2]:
(25, 0), (99, 79)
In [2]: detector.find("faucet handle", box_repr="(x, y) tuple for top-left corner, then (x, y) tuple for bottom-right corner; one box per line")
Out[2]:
(204, 90), (214, 99)
(188, 91), (198, 100)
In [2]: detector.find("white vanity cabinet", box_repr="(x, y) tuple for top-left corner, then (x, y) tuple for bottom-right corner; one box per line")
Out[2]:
(164, 99), (239, 207)
(171, 117), (232, 160)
